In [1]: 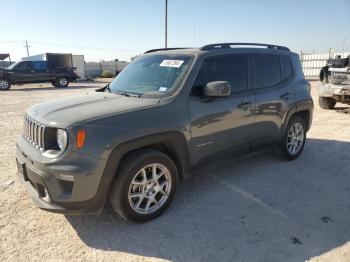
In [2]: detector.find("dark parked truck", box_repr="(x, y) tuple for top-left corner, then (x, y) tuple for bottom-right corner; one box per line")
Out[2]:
(16, 43), (313, 222)
(0, 53), (78, 90)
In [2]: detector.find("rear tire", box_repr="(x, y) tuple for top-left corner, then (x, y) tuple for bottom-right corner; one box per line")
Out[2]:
(319, 97), (336, 109)
(109, 149), (178, 223)
(0, 80), (11, 90)
(279, 115), (306, 160)
(51, 81), (58, 87)
(56, 76), (69, 88)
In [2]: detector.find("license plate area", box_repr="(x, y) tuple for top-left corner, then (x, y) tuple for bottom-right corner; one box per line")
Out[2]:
(16, 158), (37, 190)
(16, 158), (26, 177)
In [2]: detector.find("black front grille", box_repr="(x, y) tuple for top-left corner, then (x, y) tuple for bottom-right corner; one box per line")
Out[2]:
(23, 115), (46, 151)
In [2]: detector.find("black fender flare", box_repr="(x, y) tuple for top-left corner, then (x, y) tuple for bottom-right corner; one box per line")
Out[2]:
(90, 131), (191, 211)
(55, 73), (70, 80)
(281, 101), (313, 136)
(0, 77), (13, 85)
(281, 105), (297, 137)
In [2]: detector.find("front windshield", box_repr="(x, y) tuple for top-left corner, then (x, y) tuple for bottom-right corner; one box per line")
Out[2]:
(7, 62), (21, 70)
(108, 54), (192, 97)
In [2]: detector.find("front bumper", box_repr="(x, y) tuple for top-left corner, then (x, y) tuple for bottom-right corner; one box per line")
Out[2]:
(319, 83), (350, 97)
(16, 136), (108, 215)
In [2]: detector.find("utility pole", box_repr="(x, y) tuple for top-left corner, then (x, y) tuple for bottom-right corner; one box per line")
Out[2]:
(165, 0), (168, 48)
(24, 41), (30, 56)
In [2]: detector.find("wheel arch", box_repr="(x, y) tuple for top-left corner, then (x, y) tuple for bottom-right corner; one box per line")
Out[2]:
(0, 77), (13, 84)
(282, 102), (313, 136)
(293, 110), (310, 130)
(92, 131), (191, 209)
(55, 73), (70, 79)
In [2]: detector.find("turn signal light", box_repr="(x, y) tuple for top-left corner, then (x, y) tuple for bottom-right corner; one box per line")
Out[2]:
(76, 130), (86, 149)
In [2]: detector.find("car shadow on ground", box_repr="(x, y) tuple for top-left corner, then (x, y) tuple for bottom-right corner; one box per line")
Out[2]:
(334, 106), (350, 114)
(66, 138), (350, 262)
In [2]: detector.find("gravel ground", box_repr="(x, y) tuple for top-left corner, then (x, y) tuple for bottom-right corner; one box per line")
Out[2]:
(0, 80), (349, 262)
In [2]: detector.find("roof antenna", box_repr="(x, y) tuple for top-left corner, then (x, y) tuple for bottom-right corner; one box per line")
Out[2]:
(165, 0), (168, 48)
(193, 26), (196, 46)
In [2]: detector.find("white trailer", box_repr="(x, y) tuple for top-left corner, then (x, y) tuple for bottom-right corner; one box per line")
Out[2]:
(72, 55), (85, 79)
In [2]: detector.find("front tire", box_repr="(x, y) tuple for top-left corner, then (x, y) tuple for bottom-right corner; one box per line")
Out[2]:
(280, 115), (306, 160)
(0, 80), (11, 90)
(56, 76), (69, 88)
(109, 149), (178, 223)
(319, 97), (336, 109)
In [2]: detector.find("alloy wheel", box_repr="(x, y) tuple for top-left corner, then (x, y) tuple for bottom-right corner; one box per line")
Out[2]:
(287, 122), (304, 155)
(128, 163), (172, 215)
(58, 78), (68, 86)
(0, 80), (9, 90)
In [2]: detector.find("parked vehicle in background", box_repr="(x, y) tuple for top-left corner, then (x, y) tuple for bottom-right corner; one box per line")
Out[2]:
(0, 53), (12, 69)
(319, 55), (350, 109)
(16, 43), (313, 222)
(0, 53), (79, 90)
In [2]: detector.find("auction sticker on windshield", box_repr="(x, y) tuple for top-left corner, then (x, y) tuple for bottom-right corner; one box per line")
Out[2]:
(160, 60), (184, 68)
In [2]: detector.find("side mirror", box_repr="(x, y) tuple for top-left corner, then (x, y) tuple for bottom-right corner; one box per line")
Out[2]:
(204, 81), (231, 98)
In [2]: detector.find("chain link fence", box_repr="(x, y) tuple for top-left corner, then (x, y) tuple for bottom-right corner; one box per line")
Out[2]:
(84, 61), (128, 77)
(300, 50), (350, 80)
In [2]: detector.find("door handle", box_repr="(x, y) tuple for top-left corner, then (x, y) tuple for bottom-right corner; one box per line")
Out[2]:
(280, 92), (292, 101)
(238, 101), (253, 109)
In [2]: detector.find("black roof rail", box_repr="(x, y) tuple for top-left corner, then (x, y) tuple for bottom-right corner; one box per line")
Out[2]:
(200, 43), (290, 51)
(144, 47), (192, 54)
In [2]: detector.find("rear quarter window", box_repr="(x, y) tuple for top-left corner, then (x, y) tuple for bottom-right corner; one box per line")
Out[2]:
(254, 54), (282, 88)
(281, 55), (293, 80)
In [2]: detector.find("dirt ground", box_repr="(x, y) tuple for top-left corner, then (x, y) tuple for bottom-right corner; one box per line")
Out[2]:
(0, 80), (349, 262)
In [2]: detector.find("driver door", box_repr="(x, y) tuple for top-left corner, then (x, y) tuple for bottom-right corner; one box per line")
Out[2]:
(31, 61), (51, 82)
(188, 54), (255, 164)
(12, 61), (33, 83)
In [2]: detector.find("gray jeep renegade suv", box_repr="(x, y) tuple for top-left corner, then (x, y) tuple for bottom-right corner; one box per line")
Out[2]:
(16, 43), (313, 222)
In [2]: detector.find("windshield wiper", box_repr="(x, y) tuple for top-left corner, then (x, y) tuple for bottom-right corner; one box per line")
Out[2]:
(117, 91), (141, 98)
(105, 84), (111, 93)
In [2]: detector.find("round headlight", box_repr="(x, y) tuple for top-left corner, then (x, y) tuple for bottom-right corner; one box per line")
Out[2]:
(56, 129), (68, 151)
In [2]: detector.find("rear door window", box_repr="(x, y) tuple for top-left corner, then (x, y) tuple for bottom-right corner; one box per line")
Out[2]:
(254, 54), (282, 88)
(32, 61), (48, 72)
(281, 55), (293, 80)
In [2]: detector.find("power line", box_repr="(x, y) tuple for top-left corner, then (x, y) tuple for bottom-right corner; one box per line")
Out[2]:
(0, 40), (22, 43)
(0, 40), (144, 53)
(30, 41), (142, 53)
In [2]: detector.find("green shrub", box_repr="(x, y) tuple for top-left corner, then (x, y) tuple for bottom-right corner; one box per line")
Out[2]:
(100, 71), (114, 78)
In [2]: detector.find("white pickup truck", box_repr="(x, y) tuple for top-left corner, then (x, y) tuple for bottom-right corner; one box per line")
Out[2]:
(319, 56), (350, 109)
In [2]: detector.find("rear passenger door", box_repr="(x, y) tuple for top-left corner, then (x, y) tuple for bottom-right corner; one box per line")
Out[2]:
(252, 54), (295, 144)
(189, 54), (255, 164)
(31, 61), (51, 82)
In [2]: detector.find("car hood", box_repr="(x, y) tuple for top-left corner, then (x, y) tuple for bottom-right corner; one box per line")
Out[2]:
(27, 91), (160, 127)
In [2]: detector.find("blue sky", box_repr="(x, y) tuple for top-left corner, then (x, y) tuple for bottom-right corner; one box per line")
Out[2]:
(1, 0), (349, 61)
